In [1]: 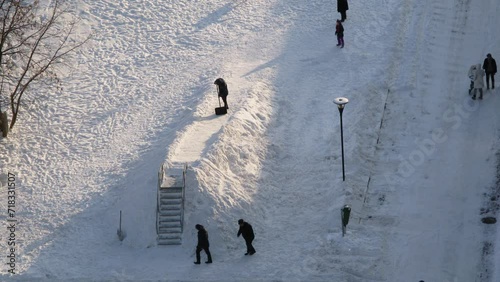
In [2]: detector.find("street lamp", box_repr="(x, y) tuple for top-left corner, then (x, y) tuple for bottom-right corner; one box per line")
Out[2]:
(333, 97), (349, 181)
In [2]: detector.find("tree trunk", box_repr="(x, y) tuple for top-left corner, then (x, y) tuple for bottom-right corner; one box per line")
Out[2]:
(9, 110), (17, 130)
(0, 111), (8, 137)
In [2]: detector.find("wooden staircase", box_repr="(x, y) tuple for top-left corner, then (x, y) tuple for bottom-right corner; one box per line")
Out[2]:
(157, 164), (186, 245)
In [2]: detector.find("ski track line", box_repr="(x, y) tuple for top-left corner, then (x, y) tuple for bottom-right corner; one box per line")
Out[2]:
(355, 0), (430, 279)
(382, 0), (444, 279)
(356, 0), (458, 280)
(376, 0), (488, 281)
(421, 1), (486, 281)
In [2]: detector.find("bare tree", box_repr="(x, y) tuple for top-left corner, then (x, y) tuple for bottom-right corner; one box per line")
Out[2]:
(0, 0), (89, 133)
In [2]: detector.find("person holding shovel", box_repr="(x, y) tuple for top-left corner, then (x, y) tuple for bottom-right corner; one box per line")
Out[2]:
(214, 78), (229, 109)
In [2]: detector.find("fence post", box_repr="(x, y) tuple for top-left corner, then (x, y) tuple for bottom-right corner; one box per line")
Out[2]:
(341, 205), (351, 237)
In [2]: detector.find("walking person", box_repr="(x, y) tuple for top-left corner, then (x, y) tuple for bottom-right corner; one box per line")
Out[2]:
(237, 219), (256, 255)
(335, 20), (344, 48)
(482, 53), (497, 90)
(337, 0), (349, 22)
(194, 224), (212, 264)
(468, 64), (478, 94)
(214, 78), (229, 109)
(472, 63), (485, 100)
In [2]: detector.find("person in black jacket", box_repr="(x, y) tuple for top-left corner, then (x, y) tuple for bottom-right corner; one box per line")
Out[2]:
(337, 0), (349, 22)
(483, 53), (497, 89)
(214, 78), (229, 109)
(194, 224), (212, 264)
(237, 219), (256, 255)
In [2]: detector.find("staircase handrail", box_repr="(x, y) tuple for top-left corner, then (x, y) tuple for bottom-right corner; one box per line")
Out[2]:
(156, 163), (164, 235)
(180, 163), (187, 232)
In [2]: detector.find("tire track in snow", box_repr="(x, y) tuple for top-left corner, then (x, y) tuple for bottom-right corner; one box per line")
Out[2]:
(355, 0), (431, 279)
(431, 1), (482, 280)
(421, 1), (488, 281)
(370, 0), (486, 280)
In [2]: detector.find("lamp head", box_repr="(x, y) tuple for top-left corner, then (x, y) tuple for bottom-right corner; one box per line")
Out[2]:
(333, 97), (349, 110)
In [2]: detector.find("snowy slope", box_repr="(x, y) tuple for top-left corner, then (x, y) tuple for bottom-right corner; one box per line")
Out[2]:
(0, 0), (499, 281)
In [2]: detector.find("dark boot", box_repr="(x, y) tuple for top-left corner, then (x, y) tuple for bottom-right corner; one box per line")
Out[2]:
(195, 247), (201, 264)
(206, 249), (212, 263)
(249, 245), (256, 255)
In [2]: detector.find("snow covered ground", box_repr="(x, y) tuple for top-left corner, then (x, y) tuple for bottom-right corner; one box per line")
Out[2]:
(1, 0), (500, 281)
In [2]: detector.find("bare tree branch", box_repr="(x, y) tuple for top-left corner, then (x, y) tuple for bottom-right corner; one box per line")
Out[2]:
(0, 0), (89, 132)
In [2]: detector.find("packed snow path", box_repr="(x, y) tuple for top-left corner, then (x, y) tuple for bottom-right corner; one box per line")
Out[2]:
(169, 114), (228, 164)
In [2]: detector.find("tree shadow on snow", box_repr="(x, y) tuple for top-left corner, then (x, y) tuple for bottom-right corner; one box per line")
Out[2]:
(194, 1), (248, 31)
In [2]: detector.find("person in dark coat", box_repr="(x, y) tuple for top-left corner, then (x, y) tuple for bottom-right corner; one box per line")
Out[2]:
(335, 20), (344, 48)
(214, 78), (229, 109)
(337, 0), (349, 22)
(482, 53), (497, 89)
(194, 224), (212, 264)
(237, 219), (256, 255)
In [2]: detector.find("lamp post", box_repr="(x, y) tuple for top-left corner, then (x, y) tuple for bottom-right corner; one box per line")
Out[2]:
(333, 97), (349, 181)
